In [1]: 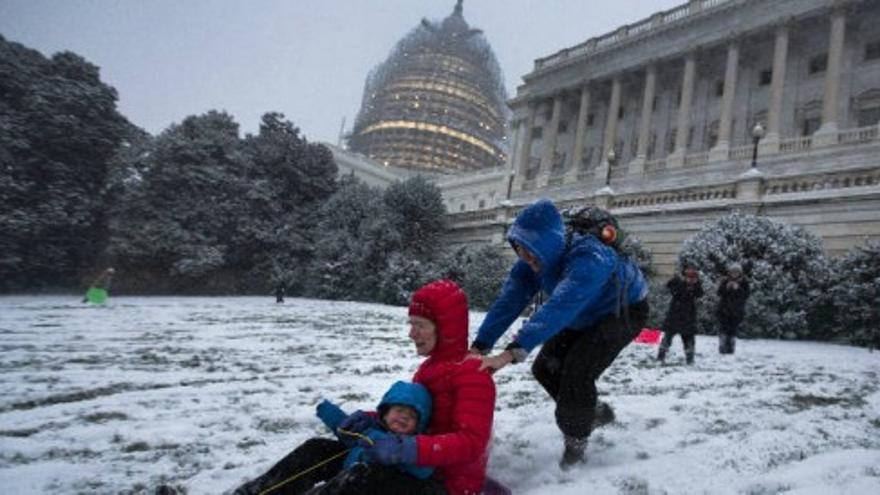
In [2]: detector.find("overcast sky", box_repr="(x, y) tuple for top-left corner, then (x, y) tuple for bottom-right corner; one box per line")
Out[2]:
(0, 0), (683, 144)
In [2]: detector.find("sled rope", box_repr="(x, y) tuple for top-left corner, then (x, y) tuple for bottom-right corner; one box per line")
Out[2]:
(257, 429), (375, 495)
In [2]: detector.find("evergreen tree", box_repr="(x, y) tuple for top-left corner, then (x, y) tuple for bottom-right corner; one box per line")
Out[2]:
(0, 36), (131, 290)
(824, 241), (880, 348)
(434, 244), (508, 310)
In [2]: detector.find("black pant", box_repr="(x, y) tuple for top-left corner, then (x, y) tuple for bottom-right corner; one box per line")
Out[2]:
(659, 331), (695, 357)
(719, 317), (740, 354)
(234, 438), (446, 495)
(532, 300), (649, 439)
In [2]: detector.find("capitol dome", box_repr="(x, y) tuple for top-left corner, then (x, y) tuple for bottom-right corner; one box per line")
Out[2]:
(348, 0), (509, 174)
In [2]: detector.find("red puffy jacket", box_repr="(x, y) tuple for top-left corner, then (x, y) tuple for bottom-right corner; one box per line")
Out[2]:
(410, 280), (496, 495)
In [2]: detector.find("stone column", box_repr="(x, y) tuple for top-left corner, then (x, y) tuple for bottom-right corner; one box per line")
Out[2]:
(668, 53), (696, 168)
(503, 119), (523, 198)
(511, 102), (536, 191)
(710, 40), (740, 162)
(595, 76), (622, 183)
(763, 22), (790, 153)
(540, 94), (563, 184)
(815, 5), (847, 145)
(630, 64), (657, 175)
(566, 84), (591, 183)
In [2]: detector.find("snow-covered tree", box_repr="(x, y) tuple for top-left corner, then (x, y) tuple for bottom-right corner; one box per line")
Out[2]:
(678, 212), (832, 340)
(824, 241), (880, 348)
(433, 244), (509, 310)
(0, 36), (131, 290)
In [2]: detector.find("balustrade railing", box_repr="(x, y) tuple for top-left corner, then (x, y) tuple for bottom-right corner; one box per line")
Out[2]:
(779, 136), (812, 154)
(533, 0), (734, 71)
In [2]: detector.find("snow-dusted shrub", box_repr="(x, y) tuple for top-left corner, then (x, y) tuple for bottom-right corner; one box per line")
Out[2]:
(433, 245), (509, 310)
(824, 241), (880, 348)
(678, 212), (832, 340)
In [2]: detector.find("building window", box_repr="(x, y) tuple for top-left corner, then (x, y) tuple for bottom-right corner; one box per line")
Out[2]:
(666, 128), (677, 154)
(802, 117), (821, 136)
(808, 54), (828, 75)
(707, 120), (720, 149)
(647, 133), (657, 159)
(478, 199), (485, 209)
(858, 106), (880, 127)
(759, 69), (773, 86)
(558, 120), (569, 134)
(855, 89), (880, 127)
(618, 106), (625, 119)
(459, 204), (466, 212)
(652, 96), (658, 111)
(581, 147), (594, 169)
(714, 80), (725, 97)
(865, 40), (880, 61)
(586, 113), (595, 126)
(531, 127), (543, 139)
(551, 151), (567, 175)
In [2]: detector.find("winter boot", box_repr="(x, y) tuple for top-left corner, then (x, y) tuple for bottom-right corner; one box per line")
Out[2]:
(685, 344), (695, 365)
(591, 401), (616, 429)
(656, 347), (667, 363)
(560, 435), (588, 469)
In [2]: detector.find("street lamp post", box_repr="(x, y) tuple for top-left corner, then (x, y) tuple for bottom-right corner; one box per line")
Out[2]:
(605, 148), (617, 186)
(750, 122), (765, 168)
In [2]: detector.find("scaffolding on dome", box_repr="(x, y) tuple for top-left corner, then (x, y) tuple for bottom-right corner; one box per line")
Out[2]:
(348, 0), (510, 174)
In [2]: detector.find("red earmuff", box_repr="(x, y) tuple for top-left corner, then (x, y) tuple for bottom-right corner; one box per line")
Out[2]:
(600, 224), (617, 244)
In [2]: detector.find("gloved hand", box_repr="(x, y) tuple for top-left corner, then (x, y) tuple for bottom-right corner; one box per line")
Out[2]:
(337, 410), (376, 435)
(362, 435), (418, 466)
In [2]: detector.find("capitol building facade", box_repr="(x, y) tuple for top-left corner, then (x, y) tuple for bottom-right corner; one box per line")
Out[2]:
(332, 0), (880, 277)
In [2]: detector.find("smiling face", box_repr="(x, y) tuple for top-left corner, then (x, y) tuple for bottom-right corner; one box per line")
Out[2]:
(382, 404), (419, 435)
(408, 315), (437, 357)
(514, 243), (542, 274)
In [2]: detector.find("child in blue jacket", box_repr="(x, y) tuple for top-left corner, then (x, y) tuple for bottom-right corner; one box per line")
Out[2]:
(234, 380), (436, 495)
(315, 380), (433, 480)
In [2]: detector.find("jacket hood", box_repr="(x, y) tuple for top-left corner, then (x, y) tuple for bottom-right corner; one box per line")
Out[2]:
(378, 380), (433, 433)
(507, 198), (566, 275)
(409, 279), (469, 362)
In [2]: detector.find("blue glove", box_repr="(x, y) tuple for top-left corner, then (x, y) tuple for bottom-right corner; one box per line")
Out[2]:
(316, 400), (347, 431)
(337, 410), (376, 435)
(362, 435), (418, 466)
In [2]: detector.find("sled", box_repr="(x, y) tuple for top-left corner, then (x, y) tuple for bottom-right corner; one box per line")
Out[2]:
(633, 328), (661, 344)
(85, 287), (108, 304)
(483, 476), (512, 495)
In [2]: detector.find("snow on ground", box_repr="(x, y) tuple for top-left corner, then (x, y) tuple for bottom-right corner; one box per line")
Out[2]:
(0, 295), (878, 495)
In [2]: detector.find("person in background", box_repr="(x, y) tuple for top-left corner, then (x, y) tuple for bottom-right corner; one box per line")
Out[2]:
(716, 262), (750, 354)
(275, 283), (286, 303)
(470, 199), (649, 469)
(82, 267), (115, 303)
(657, 265), (704, 364)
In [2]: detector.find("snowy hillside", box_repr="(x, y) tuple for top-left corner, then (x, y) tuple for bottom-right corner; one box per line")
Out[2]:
(1, 296), (878, 494)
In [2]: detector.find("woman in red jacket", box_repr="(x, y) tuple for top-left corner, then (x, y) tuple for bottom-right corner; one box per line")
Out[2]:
(340, 279), (499, 495)
(233, 280), (499, 495)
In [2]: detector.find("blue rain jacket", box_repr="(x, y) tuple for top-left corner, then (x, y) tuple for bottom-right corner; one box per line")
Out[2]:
(316, 380), (434, 479)
(475, 198), (648, 354)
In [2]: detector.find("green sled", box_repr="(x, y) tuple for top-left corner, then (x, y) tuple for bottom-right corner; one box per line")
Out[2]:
(86, 287), (108, 304)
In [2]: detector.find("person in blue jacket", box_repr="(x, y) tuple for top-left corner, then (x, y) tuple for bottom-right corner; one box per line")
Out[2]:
(471, 198), (649, 469)
(234, 380), (438, 494)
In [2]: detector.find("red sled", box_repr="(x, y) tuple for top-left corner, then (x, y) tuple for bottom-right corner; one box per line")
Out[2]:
(633, 328), (662, 344)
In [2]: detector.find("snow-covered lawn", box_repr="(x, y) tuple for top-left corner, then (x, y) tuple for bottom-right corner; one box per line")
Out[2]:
(1, 296), (878, 494)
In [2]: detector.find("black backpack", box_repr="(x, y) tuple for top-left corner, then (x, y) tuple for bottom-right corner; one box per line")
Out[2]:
(560, 205), (625, 253)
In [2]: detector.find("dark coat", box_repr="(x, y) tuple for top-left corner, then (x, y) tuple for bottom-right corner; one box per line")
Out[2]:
(717, 276), (750, 322)
(661, 275), (703, 335)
